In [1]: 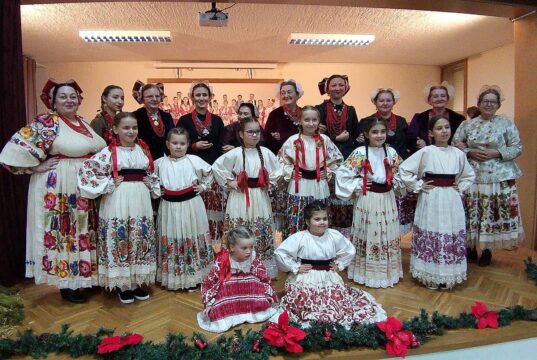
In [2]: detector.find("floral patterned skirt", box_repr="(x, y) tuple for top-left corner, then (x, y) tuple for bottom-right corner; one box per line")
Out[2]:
(97, 182), (157, 290)
(223, 188), (277, 278)
(348, 190), (402, 288)
(410, 187), (467, 288)
(278, 270), (387, 329)
(157, 196), (213, 290)
(464, 181), (524, 250)
(26, 159), (98, 289)
(201, 181), (227, 243)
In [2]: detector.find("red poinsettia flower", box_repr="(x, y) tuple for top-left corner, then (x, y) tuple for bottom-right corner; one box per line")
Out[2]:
(263, 311), (307, 353)
(97, 334), (143, 354)
(471, 302), (499, 329)
(376, 316), (419, 358)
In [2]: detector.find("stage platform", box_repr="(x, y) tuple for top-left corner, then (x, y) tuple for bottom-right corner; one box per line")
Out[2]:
(12, 236), (537, 359)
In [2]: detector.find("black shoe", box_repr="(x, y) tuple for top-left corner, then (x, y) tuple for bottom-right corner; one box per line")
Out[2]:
(60, 289), (86, 304)
(478, 249), (492, 267)
(132, 287), (150, 301)
(118, 290), (135, 304)
(467, 247), (478, 262)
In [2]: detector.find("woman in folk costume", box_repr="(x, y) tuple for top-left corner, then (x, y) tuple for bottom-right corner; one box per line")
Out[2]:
(0, 80), (106, 303)
(90, 85), (124, 145)
(170, 96), (181, 126)
(453, 85), (524, 267)
(178, 81), (226, 242)
(397, 115), (475, 289)
(279, 106), (343, 238)
(198, 226), (278, 333)
(274, 201), (386, 328)
(132, 81), (173, 160)
(407, 81), (465, 155)
(212, 116), (282, 278)
(316, 75), (360, 237)
(155, 127), (214, 290)
(78, 112), (160, 304)
(336, 117), (403, 288)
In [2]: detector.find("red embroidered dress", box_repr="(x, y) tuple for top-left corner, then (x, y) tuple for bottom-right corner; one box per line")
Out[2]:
(197, 250), (278, 333)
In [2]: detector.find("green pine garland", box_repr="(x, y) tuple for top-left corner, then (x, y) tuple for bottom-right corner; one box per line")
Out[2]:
(0, 286), (24, 338)
(525, 257), (537, 285)
(1, 305), (536, 359)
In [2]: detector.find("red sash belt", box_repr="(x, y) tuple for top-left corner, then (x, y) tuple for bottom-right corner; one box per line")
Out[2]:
(162, 186), (197, 202)
(301, 258), (333, 271)
(299, 167), (325, 180)
(369, 181), (391, 193)
(422, 173), (456, 187)
(49, 153), (93, 160)
(118, 169), (146, 182)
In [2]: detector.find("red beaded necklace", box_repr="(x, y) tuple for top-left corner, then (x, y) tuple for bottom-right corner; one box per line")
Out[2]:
(59, 114), (93, 138)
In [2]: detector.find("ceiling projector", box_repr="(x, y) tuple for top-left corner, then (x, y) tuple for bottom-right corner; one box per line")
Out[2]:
(199, 2), (229, 27)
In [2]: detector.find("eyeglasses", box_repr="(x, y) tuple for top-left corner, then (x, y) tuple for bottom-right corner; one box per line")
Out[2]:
(481, 100), (498, 105)
(245, 130), (261, 136)
(144, 95), (161, 100)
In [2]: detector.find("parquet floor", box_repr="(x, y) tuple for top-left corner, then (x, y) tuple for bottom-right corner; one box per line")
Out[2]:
(10, 236), (537, 359)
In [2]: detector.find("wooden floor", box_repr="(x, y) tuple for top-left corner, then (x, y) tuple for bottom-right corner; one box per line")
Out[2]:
(11, 236), (537, 359)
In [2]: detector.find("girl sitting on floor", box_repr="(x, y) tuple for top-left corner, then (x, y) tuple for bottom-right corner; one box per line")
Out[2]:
(274, 201), (386, 329)
(197, 226), (278, 332)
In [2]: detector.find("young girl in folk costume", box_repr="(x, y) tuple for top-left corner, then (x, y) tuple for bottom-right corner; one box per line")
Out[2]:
(198, 226), (278, 333)
(316, 75), (360, 237)
(396, 115), (475, 289)
(78, 112), (160, 304)
(279, 106), (343, 237)
(90, 85), (124, 144)
(274, 201), (387, 328)
(0, 80), (106, 303)
(212, 117), (282, 278)
(154, 127), (214, 290)
(178, 81), (226, 242)
(336, 117), (403, 288)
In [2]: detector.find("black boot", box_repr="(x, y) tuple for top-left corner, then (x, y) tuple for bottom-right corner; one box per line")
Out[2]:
(60, 289), (86, 304)
(478, 249), (492, 267)
(467, 246), (478, 262)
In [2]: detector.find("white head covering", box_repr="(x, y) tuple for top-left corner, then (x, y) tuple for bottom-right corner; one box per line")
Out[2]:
(369, 87), (401, 104)
(275, 79), (304, 99)
(423, 81), (454, 103)
(477, 84), (505, 103)
(188, 80), (214, 99)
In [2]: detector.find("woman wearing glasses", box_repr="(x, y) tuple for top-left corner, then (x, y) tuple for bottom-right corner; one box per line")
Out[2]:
(453, 85), (523, 267)
(132, 81), (174, 160)
(212, 116), (282, 278)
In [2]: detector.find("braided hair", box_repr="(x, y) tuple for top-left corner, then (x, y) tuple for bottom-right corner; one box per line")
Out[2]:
(239, 116), (265, 174)
(362, 116), (389, 161)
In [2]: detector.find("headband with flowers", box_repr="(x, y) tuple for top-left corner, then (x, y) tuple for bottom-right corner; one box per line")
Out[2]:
(477, 85), (505, 103)
(369, 87), (401, 104)
(188, 80), (214, 99)
(274, 79), (304, 99)
(423, 81), (454, 103)
(318, 75), (350, 96)
(132, 80), (165, 104)
(40, 79), (83, 110)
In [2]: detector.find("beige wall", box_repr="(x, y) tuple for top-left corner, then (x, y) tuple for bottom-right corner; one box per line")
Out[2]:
(514, 15), (537, 249)
(38, 61), (439, 121)
(467, 43), (515, 119)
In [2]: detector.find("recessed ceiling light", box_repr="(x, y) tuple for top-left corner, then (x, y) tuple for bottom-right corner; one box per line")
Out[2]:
(79, 30), (172, 43)
(288, 33), (375, 46)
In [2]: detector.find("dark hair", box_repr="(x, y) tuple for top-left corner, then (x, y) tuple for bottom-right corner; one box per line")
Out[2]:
(166, 126), (190, 143)
(428, 114), (450, 131)
(112, 112), (136, 127)
(100, 85), (123, 111)
(428, 86), (449, 101)
(466, 106), (480, 119)
(303, 200), (328, 222)
(374, 89), (395, 103)
(227, 225), (254, 246)
(477, 89), (501, 107)
(238, 102), (258, 119)
(51, 83), (79, 110)
(279, 81), (299, 94)
(362, 116), (388, 139)
(141, 84), (161, 97)
(238, 117), (265, 175)
(191, 83), (212, 97)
